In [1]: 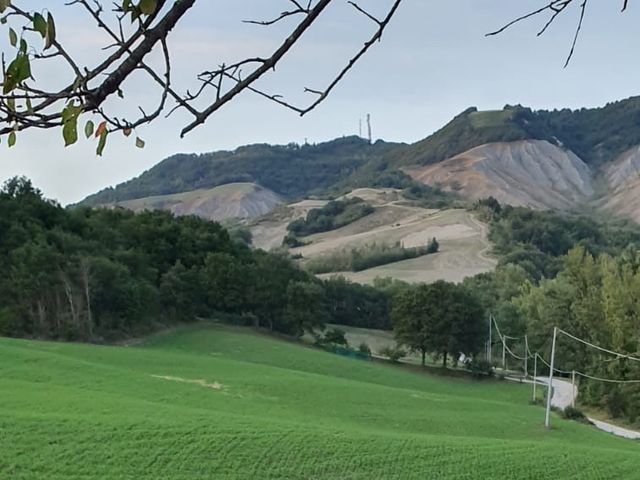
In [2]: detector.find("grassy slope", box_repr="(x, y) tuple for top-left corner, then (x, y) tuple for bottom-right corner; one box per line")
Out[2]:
(1, 325), (638, 479)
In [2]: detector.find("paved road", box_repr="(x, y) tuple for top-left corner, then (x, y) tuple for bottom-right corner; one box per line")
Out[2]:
(530, 375), (640, 440)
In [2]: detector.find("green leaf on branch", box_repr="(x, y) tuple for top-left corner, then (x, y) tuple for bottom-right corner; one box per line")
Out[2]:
(135, 137), (145, 149)
(8, 131), (16, 147)
(3, 53), (31, 94)
(0, 0), (11, 14)
(62, 102), (83, 147)
(33, 13), (47, 38)
(84, 120), (94, 139)
(96, 129), (108, 156)
(138, 0), (157, 16)
(8, 27), (16, 47)
(45, 12), (56, 50)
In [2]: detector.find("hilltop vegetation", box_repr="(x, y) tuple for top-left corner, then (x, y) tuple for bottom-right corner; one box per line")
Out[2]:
(395, 97), (640, 167)
(306, 240), (439, 274)
(476, 199), (640, 279)
(2, 325), (638, 479)
(287, 197), (374, 237)
(81, 136), (399, 205)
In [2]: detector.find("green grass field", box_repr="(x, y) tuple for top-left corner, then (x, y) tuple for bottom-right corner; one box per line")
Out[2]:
(1, 324), (639, 479)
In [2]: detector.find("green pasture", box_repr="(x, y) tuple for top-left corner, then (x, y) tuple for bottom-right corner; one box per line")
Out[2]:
(1, 324), (638, 479)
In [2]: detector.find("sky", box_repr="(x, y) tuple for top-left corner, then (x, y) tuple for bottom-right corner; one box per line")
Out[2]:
(1, 0), (639, 205)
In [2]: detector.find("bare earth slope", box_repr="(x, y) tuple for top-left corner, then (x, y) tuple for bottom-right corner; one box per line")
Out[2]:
(296, 206), (496, 285)
(405, 140), (594, 210)
(117, 183), (282, 222)
(599, 146), (640, 223)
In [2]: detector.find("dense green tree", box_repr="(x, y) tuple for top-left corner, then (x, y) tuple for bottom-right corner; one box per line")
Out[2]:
(512, 246), (640, 422)
(323, 276), (392, 330)
(160, 261), (203, 322)
(0, 177), (340, 341)
(392, 281), (485, 367)
(284, 281), (329, 337)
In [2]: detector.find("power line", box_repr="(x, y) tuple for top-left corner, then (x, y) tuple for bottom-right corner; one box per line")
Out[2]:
(490, 316), (640, 429)
(574, 371), (640, 384)
(557, 328), (640, 363)
(534, 351), (572, 375)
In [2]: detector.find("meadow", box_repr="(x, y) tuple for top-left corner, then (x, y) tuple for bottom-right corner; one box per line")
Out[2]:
(1, 324), (639, 479)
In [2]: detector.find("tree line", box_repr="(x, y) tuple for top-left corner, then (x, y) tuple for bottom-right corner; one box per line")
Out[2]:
(0, 177), (489, 374)
(0, 177), (399, 341)
(468, 198), (640, 425)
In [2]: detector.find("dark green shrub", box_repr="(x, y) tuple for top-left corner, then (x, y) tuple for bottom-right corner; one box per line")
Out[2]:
(358, 342), (371, 355)
(287, 198), (374, 236)
(426, 237), (439, 254)
(379, 345), (406, 363)
(282, 234), (307, 248)
(306, 241), (438, 274)
(562, 406), (592, 425)
(466, 359), (494, 379)
(323, 328), (348, 346)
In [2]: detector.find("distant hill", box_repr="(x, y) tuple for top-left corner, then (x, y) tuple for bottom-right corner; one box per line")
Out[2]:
(78, 96), (640, 223)
(405, 140), (594, 210)
(81, 137), (401, 206)
(115, 183), (282, 222)
(392, 97), (640, 168)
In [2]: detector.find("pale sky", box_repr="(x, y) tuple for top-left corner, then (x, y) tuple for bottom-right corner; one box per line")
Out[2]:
(1, 1), (639, 205)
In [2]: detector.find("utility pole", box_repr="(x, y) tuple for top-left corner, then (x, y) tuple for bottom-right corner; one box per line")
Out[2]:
(366, 113), (372, 144)
(359, 118), (362, 138)
(524, 336), (529, 378)
(571, 370), (576, 408)
(532, 353), (538, 403)
(545, 327), (558, 429)
(488, 314), (492, 365)
(502, 337), (506, 371)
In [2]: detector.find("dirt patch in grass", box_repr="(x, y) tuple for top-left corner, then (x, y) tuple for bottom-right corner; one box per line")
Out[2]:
(152, 375), (224, 390)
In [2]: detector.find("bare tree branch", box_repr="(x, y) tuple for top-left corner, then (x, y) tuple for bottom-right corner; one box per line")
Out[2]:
(488, 0), (628, 67)
(0, 0), (404, 149)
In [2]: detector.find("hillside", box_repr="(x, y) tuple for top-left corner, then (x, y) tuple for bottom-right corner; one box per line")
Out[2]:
(393, 97), (640, 168)
(78, 96), (640, 224)
(304, 208), (496, 284)
(2, 324), (638, 478)
(599, 147), (640, 222)
(247, 187), (496, 285)
(405, 140), (594, 210)
(81, 136), (400, 206)
(116, 183), (282, 221)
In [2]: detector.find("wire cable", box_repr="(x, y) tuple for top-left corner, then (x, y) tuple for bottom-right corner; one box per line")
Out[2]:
(575, 371), (640, 384)
(557, 328), (640, 363)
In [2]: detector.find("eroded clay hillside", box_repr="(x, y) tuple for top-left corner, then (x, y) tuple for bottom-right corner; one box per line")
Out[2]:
(116, 183), (282, 222)
(599, 147), (640, 223)
(405, 139), (640, 221)
(404, 140), (594, 210)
